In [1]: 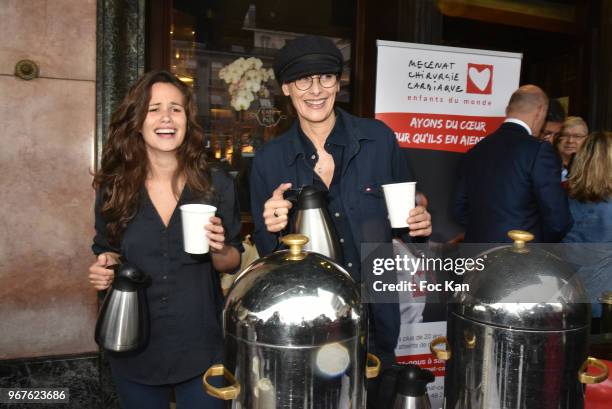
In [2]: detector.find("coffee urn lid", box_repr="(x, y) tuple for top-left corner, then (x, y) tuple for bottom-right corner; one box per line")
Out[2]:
(452, 230), (590, 331)
(224, 234), (364, 346)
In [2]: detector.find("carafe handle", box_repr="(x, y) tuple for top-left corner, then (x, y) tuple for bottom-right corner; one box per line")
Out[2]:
(112, 262), (148, 284)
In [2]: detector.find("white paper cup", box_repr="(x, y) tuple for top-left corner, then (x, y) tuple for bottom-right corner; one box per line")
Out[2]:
(180, 204), (217, 254)
(382, 182), (416, 228)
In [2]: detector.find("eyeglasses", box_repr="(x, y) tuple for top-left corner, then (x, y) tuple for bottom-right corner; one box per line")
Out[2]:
(558, 133), (587, 140)
(540, 130), (560, 139)
(293, 74), (338, 91)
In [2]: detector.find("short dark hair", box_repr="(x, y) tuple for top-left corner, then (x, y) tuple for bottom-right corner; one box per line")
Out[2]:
(547, 99), (566, 123)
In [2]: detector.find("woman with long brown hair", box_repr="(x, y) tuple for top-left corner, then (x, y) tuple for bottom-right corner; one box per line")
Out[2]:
(563, 131), (612, 242)
(88, 71), (241, 408)
(562, 131), (612, 319)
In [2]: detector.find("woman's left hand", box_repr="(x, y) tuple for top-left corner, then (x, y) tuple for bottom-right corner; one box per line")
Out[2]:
(206, 216), (241, 274)
(205, 216), (226, 253)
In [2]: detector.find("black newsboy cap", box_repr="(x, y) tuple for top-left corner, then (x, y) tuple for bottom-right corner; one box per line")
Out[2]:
(273, 35), (343, 84)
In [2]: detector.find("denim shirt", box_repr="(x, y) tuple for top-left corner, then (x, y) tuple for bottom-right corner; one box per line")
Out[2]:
(296, 115), (364, 277)
(249, 108), (416, 366)
(561, 198), (612, 316)
(562, 198), (612, 243)
(250, 108), (415, 278)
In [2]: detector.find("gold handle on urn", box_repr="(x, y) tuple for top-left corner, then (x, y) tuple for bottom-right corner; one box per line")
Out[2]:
(366, 353), (381, 379)
(281, 234), (309, 261)
(508, 230), (534, 253)
(578, 356), (609, 384)
(202, 364), (240, 400)
(430, 336), (451, 361)
(464, 329), (477, 349)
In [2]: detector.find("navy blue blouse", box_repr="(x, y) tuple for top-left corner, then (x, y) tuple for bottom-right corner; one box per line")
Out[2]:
(92, 168), (242, 385)
(296, 116), (363, 278)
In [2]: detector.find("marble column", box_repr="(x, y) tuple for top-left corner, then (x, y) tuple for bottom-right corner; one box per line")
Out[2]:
(96, 0), (146, 165)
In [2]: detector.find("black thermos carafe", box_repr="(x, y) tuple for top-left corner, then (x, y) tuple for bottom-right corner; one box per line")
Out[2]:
(94, 261), (149, 352)
(392, 364), (436, 409)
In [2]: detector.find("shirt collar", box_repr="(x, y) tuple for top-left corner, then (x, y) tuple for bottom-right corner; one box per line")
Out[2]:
(289, 110), (346, 164)
(297, 113), (347, 153)
(286, 108), (372, 166)
(504, 118), (532, 135)
(141, 184), (191, 227)
(297, 126), (316, 158)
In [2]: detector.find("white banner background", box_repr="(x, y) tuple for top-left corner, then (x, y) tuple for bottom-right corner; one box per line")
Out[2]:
(377, 41), (522, 409)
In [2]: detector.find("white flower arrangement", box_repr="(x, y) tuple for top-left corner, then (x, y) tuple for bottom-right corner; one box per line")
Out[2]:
(218, 57), (275, 111)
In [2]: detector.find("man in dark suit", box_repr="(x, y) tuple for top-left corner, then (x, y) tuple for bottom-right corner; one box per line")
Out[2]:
(454, 85), (573, 243)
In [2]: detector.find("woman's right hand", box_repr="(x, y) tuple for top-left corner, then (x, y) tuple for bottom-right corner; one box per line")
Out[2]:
(263, 183), (293, 233)
(88, 252), (119, 291)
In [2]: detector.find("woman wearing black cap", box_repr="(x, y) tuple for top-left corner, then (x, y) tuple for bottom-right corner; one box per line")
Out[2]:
(249, 35), (432, 406)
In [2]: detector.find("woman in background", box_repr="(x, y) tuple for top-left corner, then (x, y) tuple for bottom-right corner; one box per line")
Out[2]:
(563, 131), (612, 242)
(562, 131), (612, 317)
(554, 116), (589, 181)
(88, 71), (242, 408)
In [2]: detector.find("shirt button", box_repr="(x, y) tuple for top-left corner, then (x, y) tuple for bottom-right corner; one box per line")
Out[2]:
(339, 238), (344, 243)
(162, 275), (168, 280)
(347, 262), (353, 268)
(334, 212), (341, 217)
(311, 154), (316, 160)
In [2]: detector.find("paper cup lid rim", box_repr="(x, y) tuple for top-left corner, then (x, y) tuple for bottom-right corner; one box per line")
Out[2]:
(382, 181), (417, 187)
(179, 204), (217, 212)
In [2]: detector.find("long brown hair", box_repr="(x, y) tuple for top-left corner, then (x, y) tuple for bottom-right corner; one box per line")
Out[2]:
(93, 71), (212, 245)
(568, 131), (612, 202)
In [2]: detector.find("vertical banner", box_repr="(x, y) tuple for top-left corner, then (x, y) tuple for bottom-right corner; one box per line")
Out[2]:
(375, 40), (523, 245)
(375, 40), (522, 153)
(375, 41), (521, 409)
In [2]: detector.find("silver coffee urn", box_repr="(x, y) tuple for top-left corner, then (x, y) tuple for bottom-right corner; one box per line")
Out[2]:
(203, 234), (380, 408)
(430, 230), (609, 409)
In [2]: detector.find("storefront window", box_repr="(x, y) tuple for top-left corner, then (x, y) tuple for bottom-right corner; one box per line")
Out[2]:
(167, 0), (355, 214)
